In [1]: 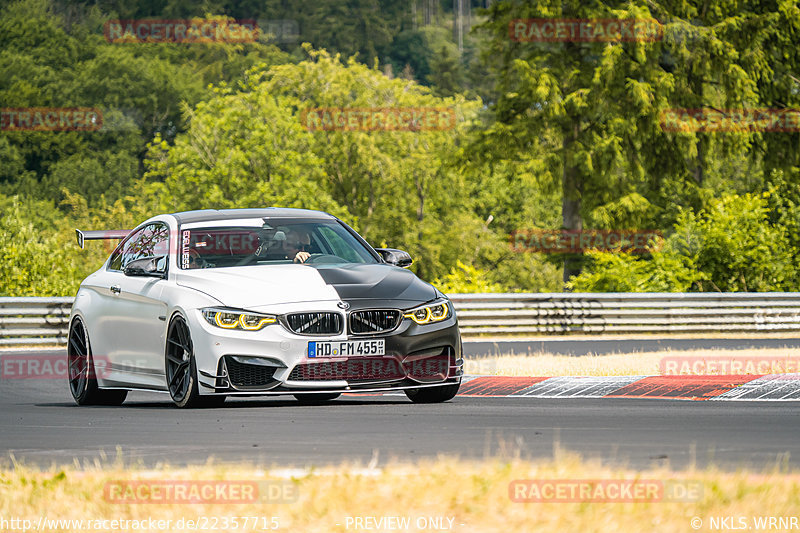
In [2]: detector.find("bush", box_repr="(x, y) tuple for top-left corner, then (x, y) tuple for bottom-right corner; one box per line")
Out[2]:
(432, 260), (506, 294)
(568, 193), (795, 292)
(0, 197), (79, 296)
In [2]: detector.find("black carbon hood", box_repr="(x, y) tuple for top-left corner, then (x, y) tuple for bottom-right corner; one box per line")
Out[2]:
(313, 264), (437, 304)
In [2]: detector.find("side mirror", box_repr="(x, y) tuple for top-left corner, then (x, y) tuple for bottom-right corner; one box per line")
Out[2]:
(375, 248), (413, 268)
(124, 257), (166, 278)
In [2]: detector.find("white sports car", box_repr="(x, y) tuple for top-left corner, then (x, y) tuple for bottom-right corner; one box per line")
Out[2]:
(68, 208), (463, 407)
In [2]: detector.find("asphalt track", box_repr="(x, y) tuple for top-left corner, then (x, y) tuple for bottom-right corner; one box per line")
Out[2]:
(1, 342), (799, 471)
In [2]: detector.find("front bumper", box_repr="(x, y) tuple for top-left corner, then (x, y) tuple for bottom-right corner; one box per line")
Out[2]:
(188, 302), (463, 396)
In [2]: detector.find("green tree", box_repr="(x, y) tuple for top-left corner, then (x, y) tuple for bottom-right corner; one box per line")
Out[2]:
(143, 88), (346, 217)
(144, 47), (486, 281)
(569, 193), (795, 292)
(261, 0), (399, 62)
(474, 1), (766, 285)
(0, 0), (289, 207)
(0, 196), (83, 295)
(432, 260), (505, 293)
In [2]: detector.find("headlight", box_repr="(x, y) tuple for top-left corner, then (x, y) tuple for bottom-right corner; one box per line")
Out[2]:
(403, 300), (450, 325)
(201, 308), (277, 331)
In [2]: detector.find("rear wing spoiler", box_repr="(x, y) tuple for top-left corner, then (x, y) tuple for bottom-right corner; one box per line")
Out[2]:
(75, 229), (131, 249)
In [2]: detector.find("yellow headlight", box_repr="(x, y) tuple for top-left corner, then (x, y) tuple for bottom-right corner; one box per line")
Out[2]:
(239, 314), (276, 330)
(404, 302), (449, 325)
(214, 312), (240, 329)
(203, 309), (277, 331)
(430, 303), (448, 320)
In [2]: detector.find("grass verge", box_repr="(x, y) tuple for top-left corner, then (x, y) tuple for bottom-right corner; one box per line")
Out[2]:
(1, 452), (798, 532)
(464, 347), (800, 376)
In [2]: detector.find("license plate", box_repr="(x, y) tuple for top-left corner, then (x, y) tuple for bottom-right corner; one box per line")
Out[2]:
(308, 339), (385, 357)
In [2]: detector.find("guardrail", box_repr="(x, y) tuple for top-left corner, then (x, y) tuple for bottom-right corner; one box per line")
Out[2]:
(0, 297), (74, 345)
(449, 292), (800, 337)
(2, 293), (800, 345)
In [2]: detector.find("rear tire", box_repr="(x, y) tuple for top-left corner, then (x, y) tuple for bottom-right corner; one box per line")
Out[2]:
(293, 393), (341, 403)
(404, 383), (460, 404)
(68, 317), (127, 406)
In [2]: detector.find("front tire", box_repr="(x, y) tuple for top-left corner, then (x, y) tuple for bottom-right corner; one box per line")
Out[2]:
(404, 383), (460, 404)
(68, 317), (127, 406)
(165, 315), (203, 408)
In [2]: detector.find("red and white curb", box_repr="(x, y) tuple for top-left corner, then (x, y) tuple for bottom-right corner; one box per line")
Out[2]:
(456, 374), (800, 401)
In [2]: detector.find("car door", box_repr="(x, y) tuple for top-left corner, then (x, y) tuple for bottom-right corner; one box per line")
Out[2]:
(103, 223), (170, 388)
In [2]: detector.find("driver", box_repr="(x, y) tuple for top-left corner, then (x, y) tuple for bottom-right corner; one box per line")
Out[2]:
(283, 229), (311, 263)
(186, 247), (204, 269)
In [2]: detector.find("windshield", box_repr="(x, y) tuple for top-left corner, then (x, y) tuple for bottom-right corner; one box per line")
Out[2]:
(179, 219), (378, 269)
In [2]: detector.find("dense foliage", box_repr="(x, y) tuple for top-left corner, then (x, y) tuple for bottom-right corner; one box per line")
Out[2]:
(1, 0), (799, 295)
